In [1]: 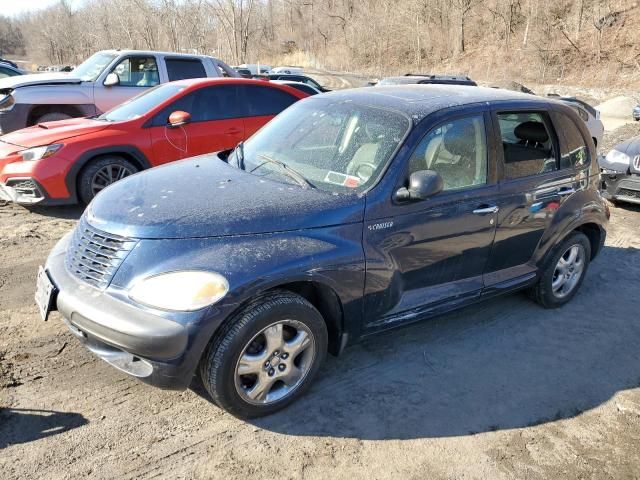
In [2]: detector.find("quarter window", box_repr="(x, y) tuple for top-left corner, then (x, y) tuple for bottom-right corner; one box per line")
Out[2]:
(498, 112), (557, 179)
(557, 112), (590, 169)
(166, 58), (206, 81)
(408, 115), (488, 191)
(111, 57), (159, 87)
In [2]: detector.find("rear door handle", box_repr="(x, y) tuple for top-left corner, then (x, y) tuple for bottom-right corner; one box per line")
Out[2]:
(473, 205), (499, 214)
(558, 187), (575, 197)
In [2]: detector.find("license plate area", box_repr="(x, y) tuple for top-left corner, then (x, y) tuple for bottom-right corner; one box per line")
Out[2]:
(35, 266), (57, 321)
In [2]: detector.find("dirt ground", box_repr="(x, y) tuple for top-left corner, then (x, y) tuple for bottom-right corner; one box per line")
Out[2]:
(2, 123), (640, 480)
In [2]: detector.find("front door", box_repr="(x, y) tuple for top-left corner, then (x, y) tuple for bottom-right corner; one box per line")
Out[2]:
(148, 85), (245, 165)
(94, 56), (161, 113)
(363, 112), (498, 329)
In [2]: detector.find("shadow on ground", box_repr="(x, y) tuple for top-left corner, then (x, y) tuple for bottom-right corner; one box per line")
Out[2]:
(25, 205), (85, 220)
(234, 245), (640, 440)
(0, 408), (88, 449)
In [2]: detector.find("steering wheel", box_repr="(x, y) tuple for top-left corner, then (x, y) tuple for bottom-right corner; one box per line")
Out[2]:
(353, 162), (377, 182)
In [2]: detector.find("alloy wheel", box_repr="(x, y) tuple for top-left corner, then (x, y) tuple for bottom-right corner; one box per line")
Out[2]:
(91, 164), (135, 196)
(234, 320), (316, 405)
(551, 244), (586, 299)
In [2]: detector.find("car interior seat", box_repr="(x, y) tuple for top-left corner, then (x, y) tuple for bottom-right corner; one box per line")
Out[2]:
(346, 122), (388, 180)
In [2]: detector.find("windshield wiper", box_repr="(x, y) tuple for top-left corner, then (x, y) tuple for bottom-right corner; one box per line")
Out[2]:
(250, 154), (314, 189)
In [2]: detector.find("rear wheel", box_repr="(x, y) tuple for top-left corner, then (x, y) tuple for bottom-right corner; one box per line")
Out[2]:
(199, 291), (328, 418)
(77, 156), (138, 204)
(530, 232), (591, 308)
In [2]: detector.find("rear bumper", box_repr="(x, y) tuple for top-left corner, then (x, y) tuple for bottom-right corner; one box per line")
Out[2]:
(601, 171), (640, 205)
(45, 234), (221, 390)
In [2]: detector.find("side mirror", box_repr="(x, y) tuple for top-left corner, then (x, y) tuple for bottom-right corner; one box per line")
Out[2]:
(104, 73), (120, 87)
(395, 170), (444, 202)
(168, 110), (191, 128)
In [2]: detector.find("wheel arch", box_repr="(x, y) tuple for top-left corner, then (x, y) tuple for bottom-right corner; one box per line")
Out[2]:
(27, 104), (90, 126)
(65, 145), (152, 203)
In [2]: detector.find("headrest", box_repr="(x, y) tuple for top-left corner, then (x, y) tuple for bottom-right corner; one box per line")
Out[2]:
(443, 120), (476, 157)
(514, 121), (548, 144)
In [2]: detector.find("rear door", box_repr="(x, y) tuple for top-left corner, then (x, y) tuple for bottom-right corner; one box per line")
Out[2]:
(148, 85), (245, 165)
(483, 107), (584, 288)
(241, 84), (301, 137)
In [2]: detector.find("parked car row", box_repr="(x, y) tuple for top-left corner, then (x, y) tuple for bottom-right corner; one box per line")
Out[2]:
(0, 49), (610, 419)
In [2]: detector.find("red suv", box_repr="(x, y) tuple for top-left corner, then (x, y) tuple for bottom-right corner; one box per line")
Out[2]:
(0, 78), (308, 205)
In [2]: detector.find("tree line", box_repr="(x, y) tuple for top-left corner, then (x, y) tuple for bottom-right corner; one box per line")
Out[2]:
(1, 0), (638, 86)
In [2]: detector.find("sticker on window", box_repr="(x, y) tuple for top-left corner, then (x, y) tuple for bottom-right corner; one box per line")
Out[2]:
(324, 171), (361, 188)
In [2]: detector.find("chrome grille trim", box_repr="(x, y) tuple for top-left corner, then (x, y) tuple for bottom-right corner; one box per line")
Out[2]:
(65, 218), (137, 289)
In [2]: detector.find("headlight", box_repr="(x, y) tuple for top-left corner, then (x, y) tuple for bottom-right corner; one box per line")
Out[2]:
(19, 144), (63, 162)
(602, 149), (631, 172)
(129, 271), (229, 311)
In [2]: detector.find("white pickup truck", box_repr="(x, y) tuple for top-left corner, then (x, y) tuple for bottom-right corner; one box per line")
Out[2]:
(0, 49), (238, 134)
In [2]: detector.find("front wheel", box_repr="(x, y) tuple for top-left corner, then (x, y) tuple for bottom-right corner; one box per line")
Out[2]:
(77, 156), (138, 204)
(199, 291), (328, 418)
(530, 232), (591, 308)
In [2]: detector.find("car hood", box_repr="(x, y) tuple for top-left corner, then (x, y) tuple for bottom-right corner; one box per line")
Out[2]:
(86, 155), (365, 239)
(0, 73), (81, 90)
(0, 118), (110, 148)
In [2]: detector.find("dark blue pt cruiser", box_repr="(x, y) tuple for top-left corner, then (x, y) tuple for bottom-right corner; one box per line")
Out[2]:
(37, 86), (609, 417)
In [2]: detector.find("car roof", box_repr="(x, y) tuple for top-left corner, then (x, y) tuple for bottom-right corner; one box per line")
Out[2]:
(319, 85), (547, 122)
(160, 77), (308, 97)
(98, 49), (221, 60)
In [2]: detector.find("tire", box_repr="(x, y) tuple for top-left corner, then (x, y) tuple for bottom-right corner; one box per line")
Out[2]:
(77, 156), (138, 204)
(530, 232), (591, 309)
(35, 112), (72, 124)
(199, 290), (328, 418)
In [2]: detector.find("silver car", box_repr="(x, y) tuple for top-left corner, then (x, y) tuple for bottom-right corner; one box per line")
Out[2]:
(600, 135), (640, 204)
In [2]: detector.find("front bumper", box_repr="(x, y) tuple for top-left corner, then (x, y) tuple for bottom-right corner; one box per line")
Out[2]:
(45, 234), (222, 390)
(0, 178), (46, 204)
(601, 170), (640, 204)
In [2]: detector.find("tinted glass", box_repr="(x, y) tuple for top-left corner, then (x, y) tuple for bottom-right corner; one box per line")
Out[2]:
(151, 85), (243, 125)
(72, 52), (118, 81)
(571, 105), (589, 122)
(285, 83), (317, 95)
(557, 112), (589, 169)
(0, 67), (19, 78)
(166, 58), (207, 81)
(112, 56), (159, 87)
(498, 112), (557, 179)
(233, 98), (410, 193)
(245, 85), (298, 116)
(409, 115), (487, 190)
(99, 84), (186, 122)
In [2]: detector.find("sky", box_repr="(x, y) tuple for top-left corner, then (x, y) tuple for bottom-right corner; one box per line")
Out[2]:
(0, 0), (82, 18)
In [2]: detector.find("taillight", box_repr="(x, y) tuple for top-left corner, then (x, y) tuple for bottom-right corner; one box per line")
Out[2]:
(633, 155), (640, 171)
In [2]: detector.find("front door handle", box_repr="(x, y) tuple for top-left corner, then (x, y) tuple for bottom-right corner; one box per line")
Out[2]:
(558, 187), (575, 197)
(473, 205), (499, 214)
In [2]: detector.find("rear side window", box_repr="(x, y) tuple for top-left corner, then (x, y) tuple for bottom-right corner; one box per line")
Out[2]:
(0, 67), (19, 78)
(572, 106), (588, 122)
(151, 85), (244, 125)
(556, 112), (590, 169)
(497, 112), (557, 180)
(166, 58), (206, 81)
(244, 85), (298, 116)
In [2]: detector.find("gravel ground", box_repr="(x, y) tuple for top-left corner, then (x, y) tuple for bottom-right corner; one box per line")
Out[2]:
(1, 125), (640, 480)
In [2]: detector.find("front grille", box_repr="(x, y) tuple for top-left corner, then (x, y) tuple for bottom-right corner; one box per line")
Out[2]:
(65, 218), (137, 289)
(618, 188), (640, 200)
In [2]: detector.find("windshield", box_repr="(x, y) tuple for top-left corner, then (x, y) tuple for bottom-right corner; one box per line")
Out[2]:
(72, 52), (118, 81)
(98, 84), (186, 122)
(235, 98), (411, 193)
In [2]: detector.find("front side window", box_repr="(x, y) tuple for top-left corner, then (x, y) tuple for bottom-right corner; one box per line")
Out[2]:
(166, 58), (206, 81)
(72, 52), (118, 81)
(233, 98), (411, 193)
(498, 112), (557, 179)
(557, 112), (590, 169)
(151, 85), (243, 125)
(112, 57), (159, 87)
(408, 115), (487, 191)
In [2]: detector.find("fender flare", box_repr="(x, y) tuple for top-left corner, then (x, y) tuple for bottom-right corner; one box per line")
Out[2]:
(64, 145), (152, 202)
